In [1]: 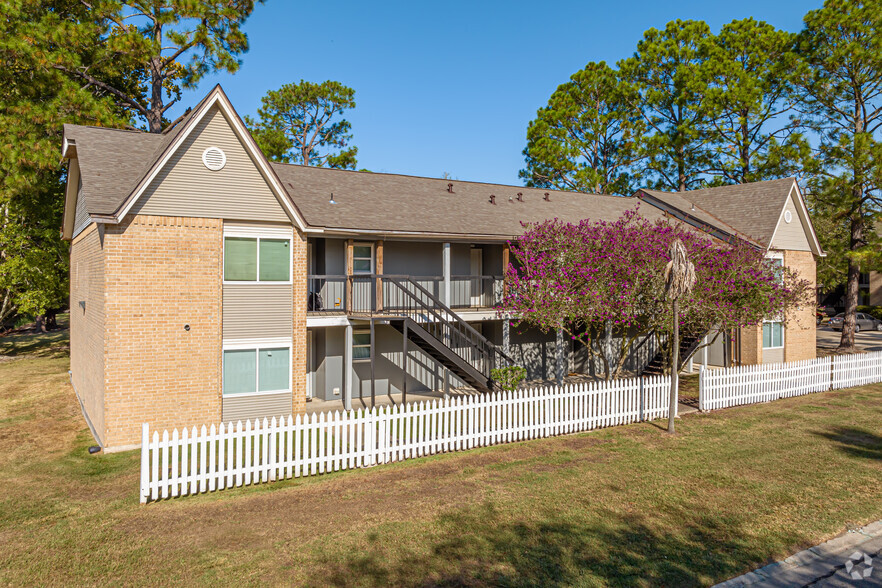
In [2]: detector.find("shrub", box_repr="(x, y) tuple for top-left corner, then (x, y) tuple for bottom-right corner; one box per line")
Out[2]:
(491, 366), (527, 392)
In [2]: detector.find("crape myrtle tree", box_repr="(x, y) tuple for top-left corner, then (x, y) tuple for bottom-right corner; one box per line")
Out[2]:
(520, 61), (645, 196)
(247, 80), (358, 169)
(500, 210), (812, 380)
(794, 0), (882, 351)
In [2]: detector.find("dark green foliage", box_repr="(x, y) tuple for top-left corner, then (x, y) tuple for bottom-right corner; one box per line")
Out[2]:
(795, 0), (882, 349)
(520, 62), (644, 196)
(246, 80), (358, 169)
(701, 18), (809, 184)
(618, 20), (715, 192)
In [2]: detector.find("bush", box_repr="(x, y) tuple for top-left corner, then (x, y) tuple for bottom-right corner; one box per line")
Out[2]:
(491, 366), (527, 392)
(857, 305), (882, 320)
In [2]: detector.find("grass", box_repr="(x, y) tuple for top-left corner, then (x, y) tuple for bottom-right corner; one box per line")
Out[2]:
(1, 319), (881, 586)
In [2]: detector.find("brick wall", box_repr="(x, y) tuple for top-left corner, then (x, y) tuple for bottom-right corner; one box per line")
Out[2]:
(69, 224), (106, 444)
(739, 324), (763, 366)
(103, 215), (223, 449)
(292, 230), (308, 414)
(784, 250), (817, 362)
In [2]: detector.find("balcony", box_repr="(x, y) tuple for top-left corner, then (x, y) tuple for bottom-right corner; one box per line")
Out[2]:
(307, 274), (504, 315)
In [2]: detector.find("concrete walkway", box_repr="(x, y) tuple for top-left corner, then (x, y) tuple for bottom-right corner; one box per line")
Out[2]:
(715, 520), (882, 587)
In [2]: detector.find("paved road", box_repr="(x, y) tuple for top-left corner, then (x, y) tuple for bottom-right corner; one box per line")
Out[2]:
(817, 325), (882, 353)
(716, 520), (882, 587)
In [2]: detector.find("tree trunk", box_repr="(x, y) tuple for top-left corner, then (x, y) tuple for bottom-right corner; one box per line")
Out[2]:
(603, 319), (614, 380)
(668, 299), (679, 434)
(839, 98), (865, 351)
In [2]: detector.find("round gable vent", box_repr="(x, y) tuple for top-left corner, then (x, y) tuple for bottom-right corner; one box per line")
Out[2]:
(784, 210), (793, 223)
(202, 147), (226, 171)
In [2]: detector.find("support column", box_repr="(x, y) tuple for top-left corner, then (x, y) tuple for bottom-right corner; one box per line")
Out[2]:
(375, 241), (384, 311)
(344, 323), (353, 411)
(370, 320), (375, 408)
(442, 242), (451, 305)
(502, 243), (510, 297)
(502, 319), (511, 356)
(345, 239), (354, 313)
(402, 321), (408, 403)
(555, 328), (567, 385)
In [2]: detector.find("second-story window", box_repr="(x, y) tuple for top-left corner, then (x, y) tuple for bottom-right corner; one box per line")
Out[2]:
(224, 236), (291, 283)
(353, 243), (373, 274)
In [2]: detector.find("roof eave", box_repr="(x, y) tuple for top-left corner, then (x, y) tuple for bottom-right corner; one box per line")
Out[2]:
(636, 190), (765, 250)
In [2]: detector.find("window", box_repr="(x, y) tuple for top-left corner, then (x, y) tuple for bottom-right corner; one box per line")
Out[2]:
(768, 256), (784, 284)
(352, 244), (373, 274)
(353, 330), (372, 360)
(224, 236), (290, 282)
(223, 346), (291, 395)
(763, 321), (783, 349)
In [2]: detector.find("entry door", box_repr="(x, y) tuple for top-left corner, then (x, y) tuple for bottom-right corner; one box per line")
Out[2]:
(470, 248), (483, 307)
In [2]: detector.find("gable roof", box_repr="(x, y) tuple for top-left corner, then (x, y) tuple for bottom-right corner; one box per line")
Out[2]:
(60, 85), (823, 253)
(270, 164), (662, 238)
(637, 178), (824, 255)
(62, 85), (308, 237)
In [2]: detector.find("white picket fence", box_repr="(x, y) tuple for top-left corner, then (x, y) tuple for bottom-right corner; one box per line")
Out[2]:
(831, 350), (882, 390)
(699, 350), (882, 411)
(140, 375), (671, 502)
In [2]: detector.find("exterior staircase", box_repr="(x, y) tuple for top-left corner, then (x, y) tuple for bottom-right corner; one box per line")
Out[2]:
(372, 276), (513, 393)
(641, 331), (707, 376)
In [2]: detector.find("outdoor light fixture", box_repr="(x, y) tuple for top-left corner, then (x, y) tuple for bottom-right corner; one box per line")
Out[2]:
(329, 193), (337, 204)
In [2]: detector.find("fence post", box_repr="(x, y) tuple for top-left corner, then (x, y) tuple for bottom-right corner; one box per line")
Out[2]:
(639, 377), (645, 422)
(698, 365), (705, 411)
(140, 423), (149, 504)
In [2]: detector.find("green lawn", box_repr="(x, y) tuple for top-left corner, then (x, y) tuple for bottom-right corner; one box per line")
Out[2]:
(1, 319), (881, 586)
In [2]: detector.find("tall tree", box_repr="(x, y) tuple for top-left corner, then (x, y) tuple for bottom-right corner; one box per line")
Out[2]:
(795, 0), (882, 351)
(0, 0), (133, 328)
(702, 18), (808, 184)
(247, 80), (358, 169)
(40, 0), (260, 133)
(520, 62), (645, 196)
(619, 20), (715, 192)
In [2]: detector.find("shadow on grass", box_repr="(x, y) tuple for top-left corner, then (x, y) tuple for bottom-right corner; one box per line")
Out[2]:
(313, 503), (786, 587)
(0, 314), (69, 358)
(814, 427), (882, 461)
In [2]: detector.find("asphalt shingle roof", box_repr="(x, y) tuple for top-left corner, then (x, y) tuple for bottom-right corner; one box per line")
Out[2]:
(639, 178), (796, 247)
(270, 163), (662, 237)
(62, 112), (800, 244)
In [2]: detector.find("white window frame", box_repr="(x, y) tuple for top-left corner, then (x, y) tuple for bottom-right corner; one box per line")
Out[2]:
(222, 337), (293, 397)
(762, 320), (784, 350)
(352, 328), (372, 361)
(352, 242), (374, 275)
(223, 226), (294, 285)
(762, 251), (786, 350)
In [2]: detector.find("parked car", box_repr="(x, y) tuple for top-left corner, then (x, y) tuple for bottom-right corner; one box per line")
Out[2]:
(816, 307), (826, 325)
(828, 312), (882, 332)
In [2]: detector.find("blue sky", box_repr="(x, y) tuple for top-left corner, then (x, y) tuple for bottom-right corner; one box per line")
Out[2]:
(188, 0), (823, 185)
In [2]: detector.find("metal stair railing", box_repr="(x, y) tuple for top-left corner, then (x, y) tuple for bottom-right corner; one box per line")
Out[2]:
(374, 274), (514, 381)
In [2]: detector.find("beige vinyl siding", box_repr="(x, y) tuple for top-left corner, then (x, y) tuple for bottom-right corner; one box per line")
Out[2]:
(69, 224), (105, 445)
(131, 104), (290, 222)
(770, 195), (811, 251)
(223, 284), (293, 339)
(73, 168), (90, 237)
(763, 347), (784, 364)
(222, 392), (292, 424)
